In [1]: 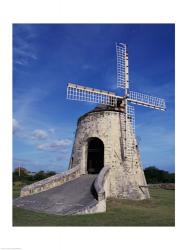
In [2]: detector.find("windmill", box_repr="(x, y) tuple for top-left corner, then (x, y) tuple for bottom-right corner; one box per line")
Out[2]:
(67, 43), (166, 170)
(14, 43), (166, 216)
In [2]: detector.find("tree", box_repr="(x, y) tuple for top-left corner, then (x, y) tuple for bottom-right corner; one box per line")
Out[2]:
(13, 169), (57, 183)
(13, 167), (29, 182)
(46, 171), (56, 177)
(34, 171), (46, 181)
(144, 166), (175, 184)
(14, 167), (28, 176)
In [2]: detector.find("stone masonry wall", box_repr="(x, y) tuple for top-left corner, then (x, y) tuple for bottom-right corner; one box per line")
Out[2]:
(20, 166), (81, 197)
(69, 110), (150, 200)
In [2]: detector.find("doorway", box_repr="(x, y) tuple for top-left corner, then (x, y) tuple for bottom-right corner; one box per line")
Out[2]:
(87, 137), (104, 174)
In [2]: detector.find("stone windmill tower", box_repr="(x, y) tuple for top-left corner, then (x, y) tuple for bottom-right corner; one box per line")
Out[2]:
(67, 43), (166, 200)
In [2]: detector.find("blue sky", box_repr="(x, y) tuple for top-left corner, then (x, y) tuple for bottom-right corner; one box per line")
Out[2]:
(13, 24), (175, 173)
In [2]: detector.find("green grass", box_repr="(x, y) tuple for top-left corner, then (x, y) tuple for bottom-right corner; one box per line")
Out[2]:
(13, 187), (175, 226)
(13, 181), (31, 199)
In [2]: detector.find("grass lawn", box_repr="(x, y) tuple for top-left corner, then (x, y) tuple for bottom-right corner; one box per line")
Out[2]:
(13, 186), (175, 226)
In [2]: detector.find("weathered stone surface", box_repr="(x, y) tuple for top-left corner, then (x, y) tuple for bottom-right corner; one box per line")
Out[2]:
(16, 107), (150, 216)
(14, 175), (97, 215)
(69, 109), (150, 200)
(94, 166), (110, 201)
(20, 166), (80, 197)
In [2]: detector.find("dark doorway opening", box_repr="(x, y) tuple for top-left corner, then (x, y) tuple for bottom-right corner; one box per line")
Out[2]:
(87, 137), (104, 174)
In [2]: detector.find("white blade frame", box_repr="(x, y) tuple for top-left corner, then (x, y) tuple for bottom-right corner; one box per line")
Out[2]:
(67, 83), (117, 106)
(127, 105), (135, 135)
(116, 43), (129, 89)
(128, 91), (166, 111)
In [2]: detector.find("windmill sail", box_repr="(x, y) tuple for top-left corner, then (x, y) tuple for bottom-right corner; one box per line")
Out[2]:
(128, 91), (166, 111)
(67, 83), (117, 106)
(116, 43), (129, 89)
(127, 105), (135, 134)
(65, 43), (166, 202)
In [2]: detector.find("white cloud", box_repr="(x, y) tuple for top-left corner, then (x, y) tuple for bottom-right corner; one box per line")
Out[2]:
(13, 118), (20, 134)
(48, 128), (55, 134)
(32, 129), (48, 140)
(13, 25), (38, 66)
(37, 139), (72, 152)
(82, 64), (94, 70)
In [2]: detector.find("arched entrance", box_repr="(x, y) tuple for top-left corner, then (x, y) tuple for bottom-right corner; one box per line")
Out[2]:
(87, 137), (104, 174)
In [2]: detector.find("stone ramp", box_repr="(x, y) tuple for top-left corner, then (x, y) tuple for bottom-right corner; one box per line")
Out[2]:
(13, 174), (97, 215)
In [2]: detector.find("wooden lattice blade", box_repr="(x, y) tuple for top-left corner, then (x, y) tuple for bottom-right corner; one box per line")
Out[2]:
(127, 105), (135, 134)
(128, 91), (166, 111)
(67, 83), (117, 106)
(116, 43), (129, 89)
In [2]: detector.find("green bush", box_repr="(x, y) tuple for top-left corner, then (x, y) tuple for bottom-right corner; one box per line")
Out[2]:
(144, 166), (175, 184)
